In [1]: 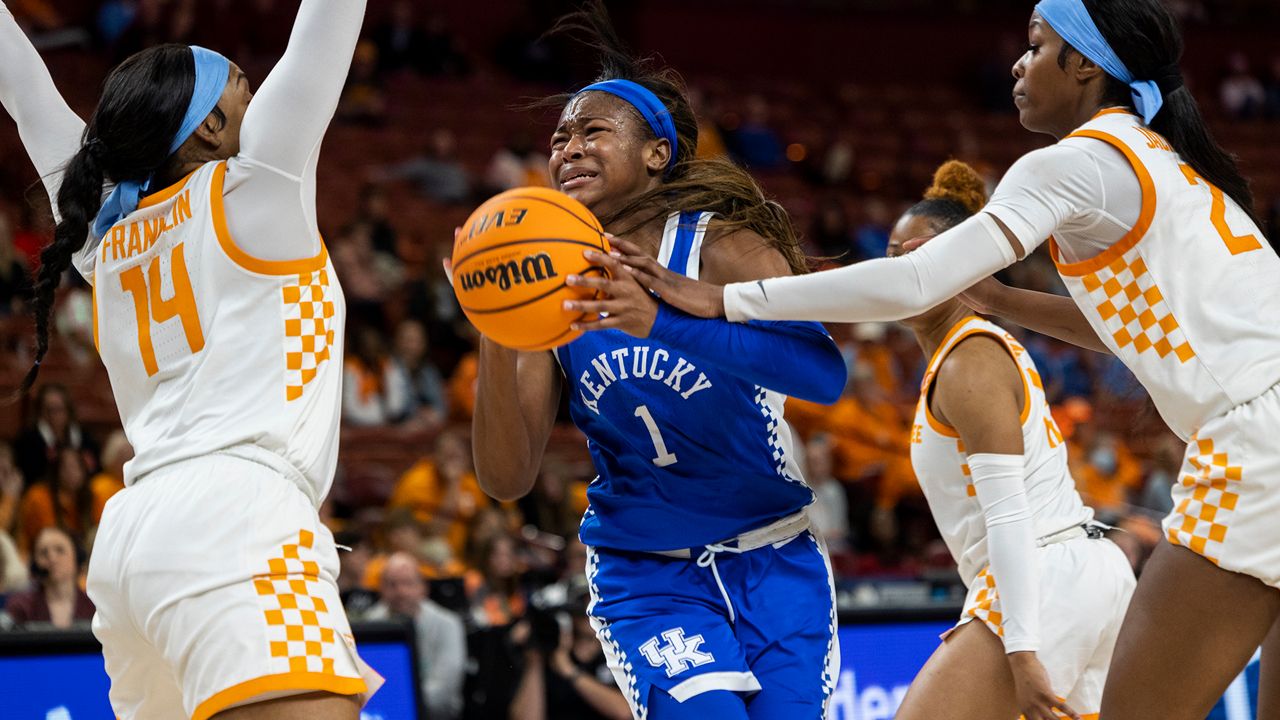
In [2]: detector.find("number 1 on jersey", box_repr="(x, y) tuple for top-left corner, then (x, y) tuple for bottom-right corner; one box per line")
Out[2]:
(634, 405), (678, 467)
(119, 242), (205, 377)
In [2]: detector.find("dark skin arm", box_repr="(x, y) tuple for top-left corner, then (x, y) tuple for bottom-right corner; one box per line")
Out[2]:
(564, 225), (795, 335)
(933, 336), (1080, 720)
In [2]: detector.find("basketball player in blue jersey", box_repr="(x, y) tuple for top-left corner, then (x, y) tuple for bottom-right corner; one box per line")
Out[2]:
(469, 3), (847, 719)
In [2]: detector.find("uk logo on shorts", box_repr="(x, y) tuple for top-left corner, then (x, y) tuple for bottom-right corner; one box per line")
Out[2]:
(639, 628), (715, 677)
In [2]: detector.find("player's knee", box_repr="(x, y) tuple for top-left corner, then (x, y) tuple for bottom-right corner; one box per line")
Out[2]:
(647, 687), (749, 720)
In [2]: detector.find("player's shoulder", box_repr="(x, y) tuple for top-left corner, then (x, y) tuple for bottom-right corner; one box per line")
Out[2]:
(700, 220), (792, 283)
(934, 331), (1021, 398)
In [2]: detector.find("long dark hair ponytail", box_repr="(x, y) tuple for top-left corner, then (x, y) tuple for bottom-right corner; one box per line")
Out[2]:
(21, 45), (196, 395)
(542, 1), (809, 273)
(1082, 0), (1261, 231)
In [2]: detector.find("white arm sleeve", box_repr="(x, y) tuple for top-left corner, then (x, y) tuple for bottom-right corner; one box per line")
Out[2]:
(0, 3), (86, 214)
(222, 0), (367, 261)
(968, 452), (1039, 654)
(724, 212), (1021, 323)
(983, 142), (1113, 257)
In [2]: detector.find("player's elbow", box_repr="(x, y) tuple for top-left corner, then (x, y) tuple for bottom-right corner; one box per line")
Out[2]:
(476, 468), (536, 502)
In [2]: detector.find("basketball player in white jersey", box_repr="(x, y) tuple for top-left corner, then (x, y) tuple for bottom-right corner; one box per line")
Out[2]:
(887, 161), (1133, 720)
(0, 1), (381, 718)
(599, 0), (1280, 715)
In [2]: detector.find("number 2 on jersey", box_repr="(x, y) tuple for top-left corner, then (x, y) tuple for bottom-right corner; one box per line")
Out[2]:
(634, 405), (678, 467)
(1180, 163), (1263, 256)
(119, 242), (205, 377)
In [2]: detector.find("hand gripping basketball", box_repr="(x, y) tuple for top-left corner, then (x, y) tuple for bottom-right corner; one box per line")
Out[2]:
(562, 246), (660, 338)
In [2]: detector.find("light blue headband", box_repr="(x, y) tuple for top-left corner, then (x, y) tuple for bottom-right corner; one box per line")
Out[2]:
(1036, 0), (1164, 125)
(577, 79), (678, 172)
(93, 46), (231, 240)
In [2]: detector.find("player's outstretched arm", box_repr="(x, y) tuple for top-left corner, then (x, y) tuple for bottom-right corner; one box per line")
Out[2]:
(960, 276), (1110, 355)
(936, 336), (1080, 720)
(0, 2), (87, 210)
(237, 0), (368, 177)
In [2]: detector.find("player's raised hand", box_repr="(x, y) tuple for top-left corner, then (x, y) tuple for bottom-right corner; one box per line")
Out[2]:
(562, 248), (659, 338)
(1009, 652), (1081, 720)
(607, 237), (726, 319)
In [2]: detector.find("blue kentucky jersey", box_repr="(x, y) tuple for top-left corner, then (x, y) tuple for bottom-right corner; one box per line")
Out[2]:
(556, 211), (816, 552)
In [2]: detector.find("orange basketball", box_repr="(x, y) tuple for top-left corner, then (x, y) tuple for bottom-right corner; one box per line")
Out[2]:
(452, 187), (610, 351)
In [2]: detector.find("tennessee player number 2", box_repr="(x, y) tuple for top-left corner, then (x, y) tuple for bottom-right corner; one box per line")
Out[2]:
(1180, 164), (1263, 256)
(119, 243), (206, 376)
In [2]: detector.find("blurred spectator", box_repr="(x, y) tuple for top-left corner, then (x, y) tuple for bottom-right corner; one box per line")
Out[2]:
(355, 184), (400, 258)
(852, 197), (893, 261)
(1025, 337), (1092, 402)
(365, 552), (467, 720)
(337, 40), (387, 126)
(805, 433), (851, 554)
(387, 319), (448, 428)
(372, 0), (429, 75)
(15, 384), (98, 495)
(447, 344), (479, 421)
(1139, 434), (1183, 515)
(824, 361), (917, 507)
(510, 583), (630, 720)
(809, 197), (854, 259)
(0, 209), (30, 316)
(1220, 52), (1265, 120)
(332, 222), (402, 323)
(363, 508), (461, 589)
(20, 447), (95, 555)
(96, 0), (137, 47)
(0, 442), (27, 593)
(1072, 426), (1144, 512)
(89, 430), (131, 520)
(727, 95), (785, 170)
(1, 526), (94, 630)
(374, 129), (472, 205)
(343, 324), (409, 427)
(335, 528), (380, 619)
(483, 132), (550, 193)
(387, 429), (487, 557)
(465, 533), (525, 629)
(517, 459), (588, 540)
(689, 86), (729, 160)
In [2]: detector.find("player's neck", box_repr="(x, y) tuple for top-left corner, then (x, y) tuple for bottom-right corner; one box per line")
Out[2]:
(603, 214), (664, 258)
(908, 301), (974, 361)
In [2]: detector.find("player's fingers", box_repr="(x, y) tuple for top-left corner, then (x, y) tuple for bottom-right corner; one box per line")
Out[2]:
(607, 237), (646, 257)
(565, 272), (614, 292)
(1053, 698), (1082, 720)
(562, 297), (612, 314)
(583, 249), (633, 275)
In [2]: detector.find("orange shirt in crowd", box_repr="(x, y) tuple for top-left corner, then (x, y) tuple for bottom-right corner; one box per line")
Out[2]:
(1071, 442), (1144, 511)
(448, 352), (478, 421)
(89, 472), (125, 520)
(388, 459), (490, 558)
(18, 484), (93, 554)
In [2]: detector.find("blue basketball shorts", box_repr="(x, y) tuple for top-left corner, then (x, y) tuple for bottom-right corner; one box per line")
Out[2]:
(585, 530), (839, 719)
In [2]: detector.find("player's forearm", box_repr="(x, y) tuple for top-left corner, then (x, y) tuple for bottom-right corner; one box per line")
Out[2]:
(977, 281), (1111, 354)
(571, 675), (632, 720)
(473, 340), (551, 501)
(0, 4), (86, 207)
(970, 453), (1040, 654)
(237, 0), (368, 175)
(724, 213), (1018, 324)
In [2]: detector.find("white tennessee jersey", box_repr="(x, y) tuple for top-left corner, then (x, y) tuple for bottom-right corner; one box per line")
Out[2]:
(1050, 109), (1280, 440)
(76, 161), (344, 503)
(910, 316), (1093, 584)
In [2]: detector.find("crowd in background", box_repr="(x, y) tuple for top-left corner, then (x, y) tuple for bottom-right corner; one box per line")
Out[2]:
(0, 1), (1277, 717)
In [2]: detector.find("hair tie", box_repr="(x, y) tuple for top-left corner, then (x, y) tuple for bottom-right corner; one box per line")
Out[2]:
(1155, 65), (1184, 95)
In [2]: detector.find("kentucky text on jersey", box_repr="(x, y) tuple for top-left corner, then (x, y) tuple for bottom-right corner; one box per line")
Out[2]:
(575, 345), (713, 414)
(100, 189), (194, 263)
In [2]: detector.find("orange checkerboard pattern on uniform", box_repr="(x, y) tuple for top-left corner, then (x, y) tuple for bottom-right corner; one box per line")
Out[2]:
(956, 439), (976, 498)
(254, 529), (340, 675)
(1082, 253), (1195, 363)
(1167, 435), (1242, 565)
(282, 269), (336, 401)
(964, 566), (1004, 638)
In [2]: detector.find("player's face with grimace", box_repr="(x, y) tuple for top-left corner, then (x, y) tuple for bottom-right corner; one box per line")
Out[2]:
(549, 91), (671, 219)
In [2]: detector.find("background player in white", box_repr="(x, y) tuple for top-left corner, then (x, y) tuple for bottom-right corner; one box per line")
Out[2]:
(605, 0), (1280, 716)
(888, 161), (1133, 720)
(0, 0), (380, 718)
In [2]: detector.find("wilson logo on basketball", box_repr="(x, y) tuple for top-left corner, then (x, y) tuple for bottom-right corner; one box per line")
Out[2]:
(458, 253), (559, 293)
